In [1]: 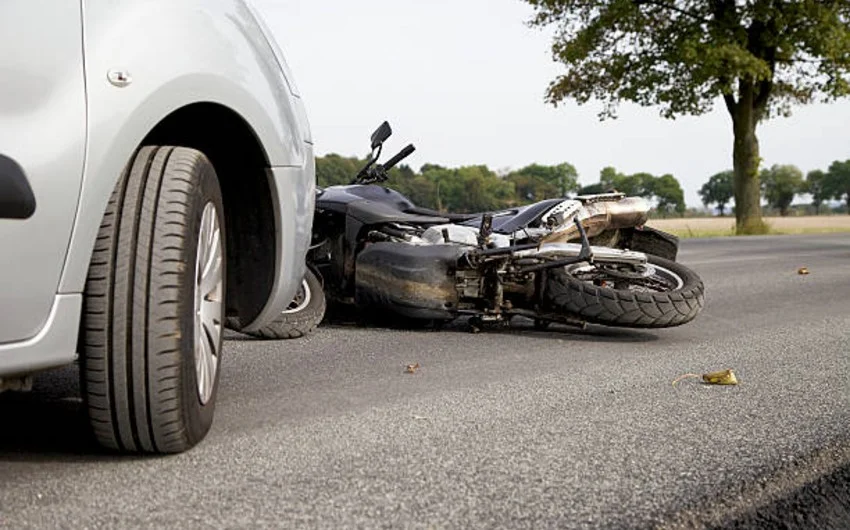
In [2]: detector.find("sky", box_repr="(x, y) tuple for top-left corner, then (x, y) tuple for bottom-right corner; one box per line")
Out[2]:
(252, 0), (850, 209)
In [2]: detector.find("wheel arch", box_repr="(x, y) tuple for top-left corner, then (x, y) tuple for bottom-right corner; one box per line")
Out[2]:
(141, 102), (278, 326)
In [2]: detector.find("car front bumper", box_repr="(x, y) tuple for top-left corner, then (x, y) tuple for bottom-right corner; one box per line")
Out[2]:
(0, 294), (81, 379)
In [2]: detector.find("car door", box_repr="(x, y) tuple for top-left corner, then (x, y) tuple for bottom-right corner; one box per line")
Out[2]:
(0, 1), (87, 342)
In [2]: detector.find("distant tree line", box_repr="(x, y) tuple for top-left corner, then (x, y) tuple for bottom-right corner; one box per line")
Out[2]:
(315, 154), (685, 216)
(700, 160), (850, 216)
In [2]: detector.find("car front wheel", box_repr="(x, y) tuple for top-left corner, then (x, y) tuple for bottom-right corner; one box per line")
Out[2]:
(81, 146), (226, 454)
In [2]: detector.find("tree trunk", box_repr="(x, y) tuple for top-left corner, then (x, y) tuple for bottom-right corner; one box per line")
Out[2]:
(731, 98), (765, 234)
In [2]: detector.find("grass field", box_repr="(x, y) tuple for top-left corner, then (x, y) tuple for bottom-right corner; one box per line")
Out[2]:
(646, 216), (850, 238)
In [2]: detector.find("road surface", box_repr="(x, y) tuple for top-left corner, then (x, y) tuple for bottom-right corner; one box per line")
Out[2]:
(1, 234), (849, 529)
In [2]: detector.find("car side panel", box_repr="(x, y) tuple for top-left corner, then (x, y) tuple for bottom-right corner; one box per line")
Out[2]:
(59, 0), (314, 316)
(0, 1), (87, 343)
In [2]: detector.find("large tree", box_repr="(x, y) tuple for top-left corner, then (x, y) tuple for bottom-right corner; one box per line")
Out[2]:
(699, 170), (735, 216)
(760, 164), (804, 216)
(523, 1), (850, 234)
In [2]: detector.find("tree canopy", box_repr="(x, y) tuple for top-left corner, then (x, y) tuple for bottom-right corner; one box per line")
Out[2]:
(523, 0), (850, 233)
(649, 174), (687, 216)
(760, 164), (805, 216)
(699, 171), (735, 216)
(315, 155), (685, 216)
(805, 169), (830, 214)
(506, 163), (580, 201)
(825, 160), (850, 213)
(589, 166), (686, 216)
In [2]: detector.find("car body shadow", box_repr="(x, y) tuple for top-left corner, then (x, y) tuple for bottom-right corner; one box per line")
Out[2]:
(0, 366), (146, 462)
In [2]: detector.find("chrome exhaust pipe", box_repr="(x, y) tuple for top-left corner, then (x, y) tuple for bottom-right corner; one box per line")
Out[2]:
(514, 243), (648, 266)
(542, 197), (650, 244)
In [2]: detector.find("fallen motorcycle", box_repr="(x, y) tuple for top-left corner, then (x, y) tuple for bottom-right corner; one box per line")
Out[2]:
(265, 121), (705, 334)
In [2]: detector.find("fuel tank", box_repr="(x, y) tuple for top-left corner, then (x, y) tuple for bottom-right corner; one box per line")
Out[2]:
(316, 184), (416, 213)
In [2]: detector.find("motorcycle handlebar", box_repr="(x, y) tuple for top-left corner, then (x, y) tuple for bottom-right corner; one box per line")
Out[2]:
(382, 144), (416, 172)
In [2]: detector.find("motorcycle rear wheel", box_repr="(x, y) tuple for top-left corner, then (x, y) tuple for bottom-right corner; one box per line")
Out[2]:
(542, 254), (704, 329)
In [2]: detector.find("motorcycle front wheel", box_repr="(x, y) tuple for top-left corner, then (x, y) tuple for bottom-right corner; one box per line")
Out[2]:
(247, 268), (326, 339)
(542, 254), (704, 329)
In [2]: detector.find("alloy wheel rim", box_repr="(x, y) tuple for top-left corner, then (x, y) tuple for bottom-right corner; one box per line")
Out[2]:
(194, 202), (223, 405)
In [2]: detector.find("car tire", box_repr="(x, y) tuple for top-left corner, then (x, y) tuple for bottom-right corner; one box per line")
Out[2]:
(81, 146), (226, 454)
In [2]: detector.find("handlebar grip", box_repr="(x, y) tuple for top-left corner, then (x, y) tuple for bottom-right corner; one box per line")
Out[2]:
(382, 144), (416, 171)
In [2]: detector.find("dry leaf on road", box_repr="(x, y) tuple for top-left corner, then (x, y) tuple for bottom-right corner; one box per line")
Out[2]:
(405, 363), (420, 374)
(798, 267), (810, 275)
(673, 369), (738, 386)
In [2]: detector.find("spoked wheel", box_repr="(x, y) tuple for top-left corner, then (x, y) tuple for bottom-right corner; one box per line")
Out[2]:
(284, 275), (314, 314)
(247, 268), (326, 340)
(569, 261), (685, 293)
(543, 254), (704, 329)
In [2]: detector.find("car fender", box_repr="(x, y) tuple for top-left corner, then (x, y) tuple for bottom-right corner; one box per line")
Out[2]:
(59, 0), (314, 306)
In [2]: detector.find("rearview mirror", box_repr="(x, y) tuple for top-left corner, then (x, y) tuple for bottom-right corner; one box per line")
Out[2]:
(371, 121), (392, 150)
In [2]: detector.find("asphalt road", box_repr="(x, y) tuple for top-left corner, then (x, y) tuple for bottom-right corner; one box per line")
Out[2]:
(1, 234), (849, 529)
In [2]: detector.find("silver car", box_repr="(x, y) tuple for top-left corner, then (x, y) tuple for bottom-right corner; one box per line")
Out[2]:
(0, 0), (315, 454)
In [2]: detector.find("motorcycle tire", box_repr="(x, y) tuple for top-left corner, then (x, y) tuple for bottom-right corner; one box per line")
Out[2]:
(542, 254), (704, 329)
(246, 268), (326, 340)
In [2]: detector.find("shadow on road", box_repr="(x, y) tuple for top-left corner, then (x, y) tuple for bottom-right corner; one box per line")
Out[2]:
(226, 314), (660, 344)
(0, 366), (131, 462)
(484, 318), (660, 343)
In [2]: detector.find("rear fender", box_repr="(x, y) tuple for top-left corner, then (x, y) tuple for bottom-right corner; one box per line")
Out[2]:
(617, 226), (680, 262)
